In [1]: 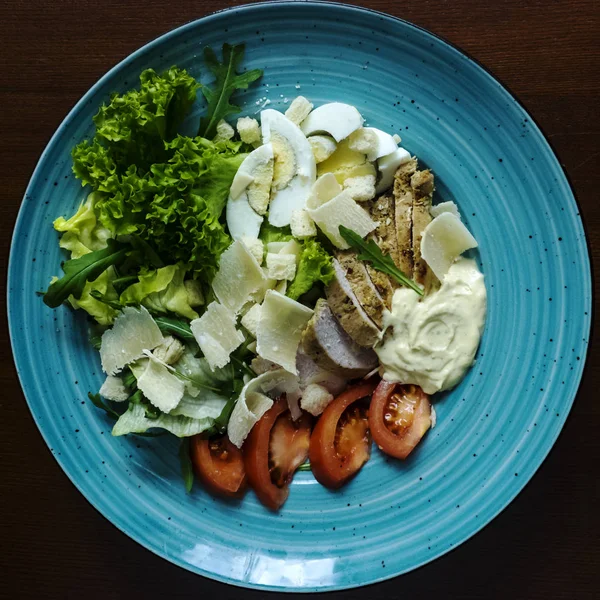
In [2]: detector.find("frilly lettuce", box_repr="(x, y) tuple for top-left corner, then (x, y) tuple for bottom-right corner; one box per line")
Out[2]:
(287, 239), (334, 300)
(119, 263), (200, 320)
(54, 192), (112, 258)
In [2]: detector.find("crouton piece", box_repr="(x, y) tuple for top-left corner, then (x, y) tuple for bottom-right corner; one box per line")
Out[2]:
(343, 174), (376, 202)
(236, 116), (261, 144)
(285, 96), (313, 125)
(214, 119), (235, 142)
(308, 135), (337, 163)
(290, 209), (317, 239)
(266, 253), (297, 281)
(300, 383), (334, 416)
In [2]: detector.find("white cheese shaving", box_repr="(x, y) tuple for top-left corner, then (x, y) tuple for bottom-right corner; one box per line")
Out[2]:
(190, 302), (244, 370)
(135, 357), (185, 413)
(100, 306), (163, 375)
(212, 240), (267, 314)
(99, 375), (130, 402)
(430, 200), (461, 220)
(421, 212), (479, 280)
(307, 189), (377, 249)
(256, 291), (313, 374)
(227, 369), (301, 447)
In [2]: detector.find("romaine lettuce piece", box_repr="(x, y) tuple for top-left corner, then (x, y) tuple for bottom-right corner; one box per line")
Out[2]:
(120, 263), (200, 320)
(112, 402), (214, 437)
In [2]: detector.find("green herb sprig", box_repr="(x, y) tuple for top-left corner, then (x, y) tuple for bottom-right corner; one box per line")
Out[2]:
(339, 226), (423, 296)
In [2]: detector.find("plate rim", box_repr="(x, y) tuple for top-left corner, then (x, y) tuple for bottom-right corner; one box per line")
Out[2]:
(7, 1), (594, 592)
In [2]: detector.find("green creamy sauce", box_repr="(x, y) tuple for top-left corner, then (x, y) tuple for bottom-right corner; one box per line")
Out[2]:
(376, 258), (487, 394)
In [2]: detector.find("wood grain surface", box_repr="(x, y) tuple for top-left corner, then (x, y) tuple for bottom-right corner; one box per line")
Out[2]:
(1, 1), (598, 598)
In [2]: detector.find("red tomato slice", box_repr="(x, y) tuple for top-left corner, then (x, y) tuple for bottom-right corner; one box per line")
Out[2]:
(309, 379), (378, 489)
(244, 397), (311, 511)
(369, 380), (432, 459)
(190, 435), (247, 498)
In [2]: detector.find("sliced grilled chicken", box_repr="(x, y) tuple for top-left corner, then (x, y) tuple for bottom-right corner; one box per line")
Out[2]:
(393, 158), (417, 278)
(363, 193), (400, 309)
(301, 299), (378, 378)
(326, 259), (381, 348)
(410, 169), (439, 292)
(334, 250), (386, 327)
(393, 159), (439, 292)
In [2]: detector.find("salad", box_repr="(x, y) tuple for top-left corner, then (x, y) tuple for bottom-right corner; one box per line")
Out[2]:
(43, 43), (486, 510)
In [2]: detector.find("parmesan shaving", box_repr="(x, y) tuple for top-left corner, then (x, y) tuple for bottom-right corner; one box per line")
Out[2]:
(212, 240), (267, 314)
(256, 291), (313, 374)
(190, 302), (244, 370)
(100, 306), (163, 375)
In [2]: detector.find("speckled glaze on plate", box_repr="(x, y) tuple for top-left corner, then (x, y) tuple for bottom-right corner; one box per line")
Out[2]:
(8, 2), (592, 592)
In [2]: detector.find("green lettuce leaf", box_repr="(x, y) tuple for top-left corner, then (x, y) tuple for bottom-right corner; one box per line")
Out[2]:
(119, 263), (199, 320)
(112, 402), (215, 437)
(198, 43), (263, 139)
(287, 239), (335, 300)
(258, 222), (293, 244)
(54, 192), (113, 258)
(43, 239), (128, 309)
(93, 66), (200, 169)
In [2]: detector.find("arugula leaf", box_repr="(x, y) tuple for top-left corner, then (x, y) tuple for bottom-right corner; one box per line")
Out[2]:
(338, 226), (424, 296)
(88, 392), (121, 420)
(43, 239), (129, 308)
(89, 289), (123, 309)
(154, 316), (196, 341)
(178, 439), (194, 493)
(198, 43), (263, 139)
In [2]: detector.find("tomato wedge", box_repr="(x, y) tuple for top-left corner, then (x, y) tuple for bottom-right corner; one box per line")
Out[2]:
(244, 397), (312, 511)
(190, 435), (247, 498)
(309, 380), (378, 489)
(369, 380), (432, 459)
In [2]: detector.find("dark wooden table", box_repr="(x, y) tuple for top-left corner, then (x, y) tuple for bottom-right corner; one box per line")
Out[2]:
(1, 1), (598, 598)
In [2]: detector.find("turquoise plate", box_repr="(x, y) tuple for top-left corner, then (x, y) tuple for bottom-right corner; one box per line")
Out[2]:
(8, 2), (592, 592)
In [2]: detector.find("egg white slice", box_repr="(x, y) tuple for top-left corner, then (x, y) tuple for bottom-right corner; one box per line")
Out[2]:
(261, 109), (316, 227)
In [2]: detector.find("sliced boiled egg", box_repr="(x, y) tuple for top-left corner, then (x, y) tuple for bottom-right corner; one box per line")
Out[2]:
(317, 138), (377, 186)
(226, 143), (275, 239)
(375, 147), (411, 194)
(261, 109), (316, 227)
(300, 102), (364, 142)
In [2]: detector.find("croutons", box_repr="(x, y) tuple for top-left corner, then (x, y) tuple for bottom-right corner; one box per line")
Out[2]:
(284, 96), (313, 125)
(290, 209), (317, 239)
(266, 253), (297, 281)
(308, 135), (337, 163)
(236, 116), (261, 144)
(347, 128), (378, 155)
(343, 174), (376, 202)
(241, 303), (262, 337)
(300, 383), (334, 416)
(214, 119), (235, 142)
(240, 236), (264, 265)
